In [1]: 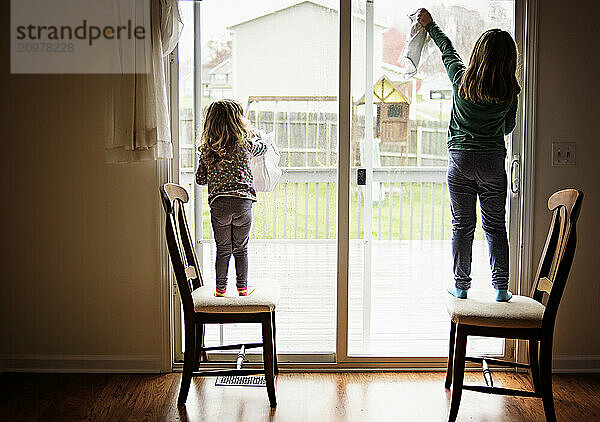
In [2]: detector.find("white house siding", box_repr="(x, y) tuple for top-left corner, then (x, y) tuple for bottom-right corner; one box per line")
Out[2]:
(230, 2), (383, 109)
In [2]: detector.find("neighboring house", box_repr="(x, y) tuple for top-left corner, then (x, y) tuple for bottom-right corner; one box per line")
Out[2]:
(202, 59), (233, 101)
(220, 1), (446, 167)
(382, 26), (407, 67)
(228, 0), (386, 106)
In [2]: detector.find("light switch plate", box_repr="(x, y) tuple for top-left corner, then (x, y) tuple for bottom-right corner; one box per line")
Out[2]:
(552, 142), (576, 166)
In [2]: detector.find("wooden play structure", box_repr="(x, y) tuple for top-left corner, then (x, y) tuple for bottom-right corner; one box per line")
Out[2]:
(354, 75), (411, 165)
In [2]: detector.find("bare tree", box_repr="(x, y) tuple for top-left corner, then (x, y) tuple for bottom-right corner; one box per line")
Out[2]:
(352, 0), (366, 16)
(418, 5), (486, 77)
(488, 3), (512, 32)
(203, 38), (232, 68)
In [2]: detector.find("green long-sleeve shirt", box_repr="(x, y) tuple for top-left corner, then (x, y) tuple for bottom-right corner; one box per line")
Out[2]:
(425, 22), (520, 151)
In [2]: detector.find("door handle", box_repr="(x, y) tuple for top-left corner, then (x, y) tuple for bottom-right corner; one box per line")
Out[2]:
(510, 155), (520, 194)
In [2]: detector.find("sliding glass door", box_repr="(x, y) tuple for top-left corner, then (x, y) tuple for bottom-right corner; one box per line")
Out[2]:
(174, 0), (523, 365)
(346, 0), (518, 358)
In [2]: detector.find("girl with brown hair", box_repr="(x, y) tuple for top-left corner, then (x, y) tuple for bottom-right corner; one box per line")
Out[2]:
(417, 9), (520, 302)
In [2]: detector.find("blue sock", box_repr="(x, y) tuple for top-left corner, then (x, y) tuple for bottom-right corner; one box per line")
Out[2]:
(495, 289), (512, 302)
(448, 287), (468, 299)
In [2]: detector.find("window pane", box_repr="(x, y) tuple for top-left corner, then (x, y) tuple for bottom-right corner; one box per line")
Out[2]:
(387, 104), (403, 118)
(348, 0), (514, 356)
(179, 0), (339, 356)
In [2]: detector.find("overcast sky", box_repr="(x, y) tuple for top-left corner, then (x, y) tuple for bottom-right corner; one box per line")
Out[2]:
(177, 0), (509, 59)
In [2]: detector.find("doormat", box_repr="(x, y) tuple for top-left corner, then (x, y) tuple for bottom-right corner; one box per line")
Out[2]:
(215, 375), (266, 387)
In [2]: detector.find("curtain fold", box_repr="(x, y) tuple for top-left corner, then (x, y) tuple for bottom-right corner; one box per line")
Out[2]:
(105, 0), (182, 163)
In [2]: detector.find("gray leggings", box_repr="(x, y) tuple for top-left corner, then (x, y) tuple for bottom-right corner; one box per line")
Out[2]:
(209, 196), (253, 290)
(447, 150), (509, 291)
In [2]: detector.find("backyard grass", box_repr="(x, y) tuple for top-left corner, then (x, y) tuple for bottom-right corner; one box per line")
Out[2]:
(185, 182), (486, 241)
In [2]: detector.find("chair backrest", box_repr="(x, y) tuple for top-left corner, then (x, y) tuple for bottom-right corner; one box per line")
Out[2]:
(160, 183), (203, 315)
(530, 189), (584, 329)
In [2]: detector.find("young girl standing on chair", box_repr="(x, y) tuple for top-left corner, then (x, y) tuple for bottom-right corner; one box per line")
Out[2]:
(196, 99), (267, 297)
(417, 9), (519, 302)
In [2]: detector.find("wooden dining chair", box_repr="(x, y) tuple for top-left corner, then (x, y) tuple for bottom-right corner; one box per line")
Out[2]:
(444, 189), (584, 422)
(160, 183), (280, 407)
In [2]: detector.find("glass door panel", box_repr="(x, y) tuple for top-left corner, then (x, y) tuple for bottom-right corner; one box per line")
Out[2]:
(177, 0), (338, 358)
(348, 0), (515, 357)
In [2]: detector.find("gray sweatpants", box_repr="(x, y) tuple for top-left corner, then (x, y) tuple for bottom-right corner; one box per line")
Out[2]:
(209, 196), (253, 290)
(447, 150), (509, 291)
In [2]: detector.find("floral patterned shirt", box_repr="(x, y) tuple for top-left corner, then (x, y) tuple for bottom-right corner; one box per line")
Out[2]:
(195, 138), (267, 204)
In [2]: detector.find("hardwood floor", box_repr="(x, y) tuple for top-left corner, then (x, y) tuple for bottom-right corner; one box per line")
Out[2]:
(1, 372), (600, 421)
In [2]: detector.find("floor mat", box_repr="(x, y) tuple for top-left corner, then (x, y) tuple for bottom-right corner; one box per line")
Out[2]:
(215, 375), (266, 387)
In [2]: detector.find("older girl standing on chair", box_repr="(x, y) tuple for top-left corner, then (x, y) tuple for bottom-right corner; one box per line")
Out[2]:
(196, 99), (267, 297)
(417, 9), (519, 302)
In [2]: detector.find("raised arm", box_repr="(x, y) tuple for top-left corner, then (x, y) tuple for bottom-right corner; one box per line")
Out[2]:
(425, 22), (465, 85)
(416, 9), (465, 84)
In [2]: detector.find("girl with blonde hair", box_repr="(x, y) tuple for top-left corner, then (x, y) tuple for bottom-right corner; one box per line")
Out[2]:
(196, 99), (267, 297)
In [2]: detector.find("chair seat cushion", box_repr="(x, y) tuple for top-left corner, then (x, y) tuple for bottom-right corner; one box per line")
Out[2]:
(192, 278), (280, 313)
(446, 294), (545, 328)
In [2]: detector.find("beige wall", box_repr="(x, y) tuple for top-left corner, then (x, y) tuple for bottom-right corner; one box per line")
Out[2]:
(0, 1), (599, 372)
(0, 6), (164, 370)
(533, 1), (600, 365)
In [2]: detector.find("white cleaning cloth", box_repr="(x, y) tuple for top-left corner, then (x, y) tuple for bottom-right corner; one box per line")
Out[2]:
(250, 130), (282, 192)
(398, 11), (431, 80)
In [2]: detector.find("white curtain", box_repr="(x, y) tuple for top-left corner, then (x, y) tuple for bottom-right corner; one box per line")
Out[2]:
(105, 0), (182, 163)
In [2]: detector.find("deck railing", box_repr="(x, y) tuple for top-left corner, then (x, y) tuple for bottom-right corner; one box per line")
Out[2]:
(180, 167), (454, 241)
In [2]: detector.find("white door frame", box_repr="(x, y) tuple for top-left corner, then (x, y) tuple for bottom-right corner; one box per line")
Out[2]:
(156, 46), (179, 372)
(515, 0), (539, 365)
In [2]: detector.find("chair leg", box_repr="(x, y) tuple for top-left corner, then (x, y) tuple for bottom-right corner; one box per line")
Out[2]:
(448, 325), (467, 422)
(529, 339), (541, 393)
(539, 337), (557, 422)
(445, 321), (457, 389)
(193, 323), (204, 370)
(200, 322), (208, 362)
(261, 313), (277, 408)
(271, 311), (279, 375)
(178, 320), (197, 405)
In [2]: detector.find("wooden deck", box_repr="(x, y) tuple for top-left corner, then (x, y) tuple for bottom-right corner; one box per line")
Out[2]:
(198, 240), (503, 357)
